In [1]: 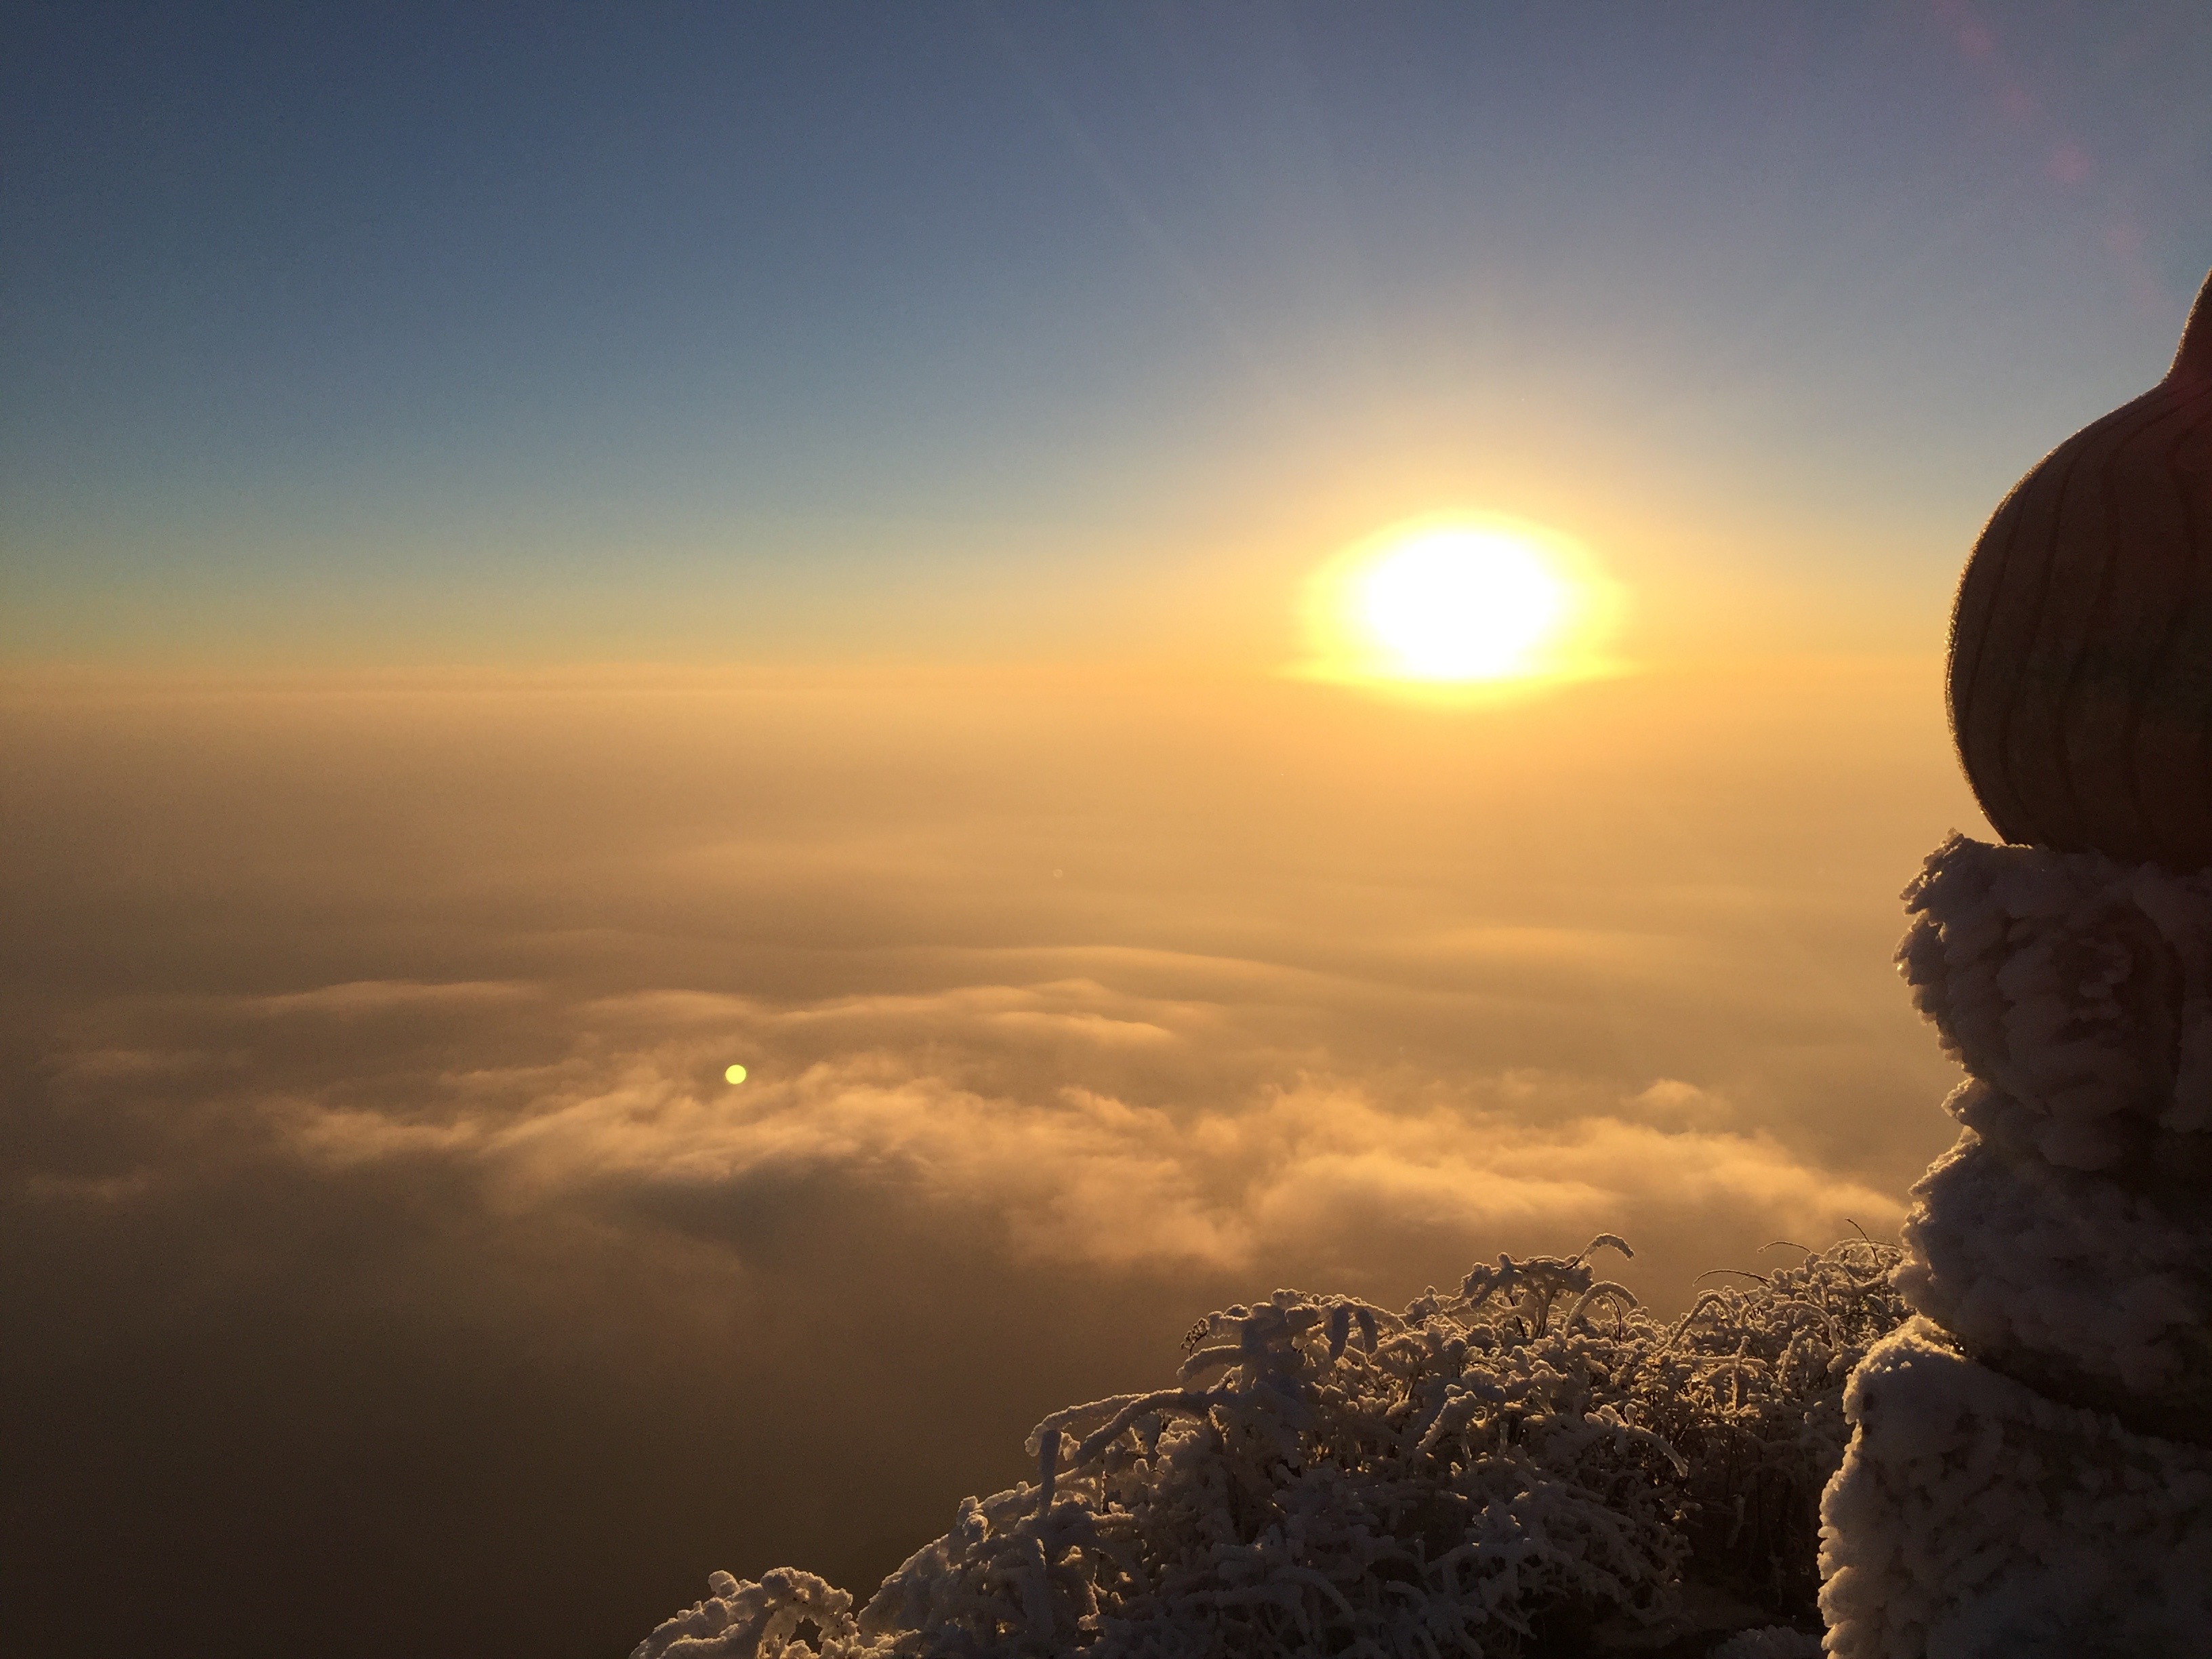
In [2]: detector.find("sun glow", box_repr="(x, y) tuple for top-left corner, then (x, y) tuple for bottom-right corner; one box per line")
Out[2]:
(1300, 516), (1616, 691)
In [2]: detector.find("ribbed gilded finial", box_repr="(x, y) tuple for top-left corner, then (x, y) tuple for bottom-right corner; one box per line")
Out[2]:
(2173, 272), (2212, 382)
(1948, 268), (2212, 869)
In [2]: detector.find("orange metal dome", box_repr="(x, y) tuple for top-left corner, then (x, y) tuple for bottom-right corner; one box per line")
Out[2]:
(1950, 269), (2212, 868)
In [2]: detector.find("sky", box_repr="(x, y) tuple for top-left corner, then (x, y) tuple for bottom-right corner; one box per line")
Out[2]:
(5, 5), (2211, 1658)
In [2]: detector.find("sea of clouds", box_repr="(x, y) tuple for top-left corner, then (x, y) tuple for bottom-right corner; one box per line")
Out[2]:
(2, 663), (1971, 1658)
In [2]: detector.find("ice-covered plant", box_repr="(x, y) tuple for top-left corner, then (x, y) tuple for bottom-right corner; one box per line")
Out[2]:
(636, 1236), (1905, 1659)
(1620, 1237), (1906, 1616)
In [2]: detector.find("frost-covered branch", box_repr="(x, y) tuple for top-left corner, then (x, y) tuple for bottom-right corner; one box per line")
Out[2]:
(635, 1238), (1900, 1658)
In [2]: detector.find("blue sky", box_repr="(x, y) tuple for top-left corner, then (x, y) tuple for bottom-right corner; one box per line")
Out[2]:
(6, 1), (2210, 663)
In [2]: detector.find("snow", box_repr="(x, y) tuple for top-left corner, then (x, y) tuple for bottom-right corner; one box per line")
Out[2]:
(1708, 1629), (1823, 1659)
(1894, 833), (2212, 1170)
(1816, 835), (2212, 1654)
(635, 1239), (1904, 1658)
(635, 1570), (855, 1659)
(1818, 1319), (2212, 1657)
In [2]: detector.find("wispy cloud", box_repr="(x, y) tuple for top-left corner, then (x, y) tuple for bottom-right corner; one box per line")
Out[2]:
(37, 971), (1903, 1290)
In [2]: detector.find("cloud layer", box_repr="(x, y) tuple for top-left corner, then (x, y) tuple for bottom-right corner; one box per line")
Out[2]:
(1, 664), (1975, 1658)
(41, 970), (1908, 1278)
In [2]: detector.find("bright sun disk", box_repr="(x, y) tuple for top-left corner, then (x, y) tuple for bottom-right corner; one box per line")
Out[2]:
(1357, 529), (1570, 680)
(1301, 516), (1607, 690)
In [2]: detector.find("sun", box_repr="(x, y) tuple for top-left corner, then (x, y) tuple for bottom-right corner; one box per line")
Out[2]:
(1300, 516), (1614, 691)
(1357, 529), (1567, 680)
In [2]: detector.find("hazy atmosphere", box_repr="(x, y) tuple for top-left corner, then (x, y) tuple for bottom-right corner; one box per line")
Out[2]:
(6, 5), (2211, 1657)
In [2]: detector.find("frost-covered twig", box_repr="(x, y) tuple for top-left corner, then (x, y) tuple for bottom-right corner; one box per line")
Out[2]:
(635, 1238), (1903, 1659)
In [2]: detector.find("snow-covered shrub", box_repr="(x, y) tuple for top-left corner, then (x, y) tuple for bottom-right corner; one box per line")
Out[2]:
(636, 1237), (1904, 1659)
(638, 1569), (855, 1658)
(1707, 1628), (1822, 1659)
(1620, 1237), (1907, 1618)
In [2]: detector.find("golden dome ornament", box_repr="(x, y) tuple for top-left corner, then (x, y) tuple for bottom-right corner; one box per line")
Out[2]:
(1818, 264), (2212, 1655)
(1949, 269), (2212, 868)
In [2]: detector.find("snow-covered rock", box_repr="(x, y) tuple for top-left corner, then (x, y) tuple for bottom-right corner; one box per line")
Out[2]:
(1820, 836), (2212, 1654)
(1820, 1319), (2212, 1657)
